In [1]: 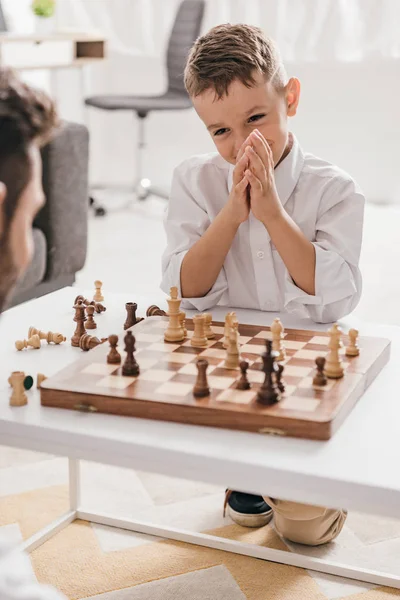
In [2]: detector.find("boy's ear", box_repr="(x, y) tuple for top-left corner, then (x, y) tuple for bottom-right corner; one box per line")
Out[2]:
(285, 77), (300, 117)
(0, 182), (7, 238)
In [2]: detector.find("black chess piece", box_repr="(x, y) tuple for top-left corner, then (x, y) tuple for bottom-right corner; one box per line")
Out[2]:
(313, 356), (327, 386)
(236, 360), (251, 390)
(256, 340), (280, 405)
(122, 331), (140, 376)
(107, 334), (121, 364)
(275, 363), (285, 393)
(193, 358), (210, 397)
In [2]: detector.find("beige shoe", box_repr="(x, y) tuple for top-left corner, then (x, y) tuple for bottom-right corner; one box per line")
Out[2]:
(224, 490), (273, 528)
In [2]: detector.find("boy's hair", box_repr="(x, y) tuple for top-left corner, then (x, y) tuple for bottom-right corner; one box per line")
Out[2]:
(184, 23), (287, 99)
(0, 68), (58, 229)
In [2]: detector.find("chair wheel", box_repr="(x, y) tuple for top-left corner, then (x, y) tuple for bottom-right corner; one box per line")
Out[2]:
(95, 206), (106, 217)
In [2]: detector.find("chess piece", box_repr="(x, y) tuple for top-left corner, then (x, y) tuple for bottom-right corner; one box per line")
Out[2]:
(193, 358), (210, 397)
(179, 311), (188, 337)
(28, 327), (66, 345)
(164, 286), (185, 342)
(9, 372), (27, 406)
(236, 360), (251, 390)
(346, 328), (360, 357)
(37, 373), (47, 389)
(71, 300), (87, 347)
(75, 295), (106, 314)
(191, 314), (208, 348)
(275, 363), (285, 393)
(146, 305), (168, 317)
(324, 323), (344, 379)
(122, 331), (140, 376)
(79, 334), (107, 351)
(15, 334), (41, 351)
(107, 334), (121, 364)
(256, 340), (280, 405)
(23, 375), (34, 391)
(124, 302), (144, 329)
(93, 280), (104, 302)
(271, 317), (286, 362)
(223, 312), (238, 348)
(313, 356), (327, 386)
(203, 313), (215, 339)
(85, 305), (97, 329)
(224, 327), (240, 369)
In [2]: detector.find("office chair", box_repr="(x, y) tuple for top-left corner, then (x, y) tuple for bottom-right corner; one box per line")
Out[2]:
(86, 0), (205, 209)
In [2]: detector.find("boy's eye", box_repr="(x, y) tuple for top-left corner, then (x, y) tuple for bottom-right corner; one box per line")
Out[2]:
(248, 113), (266, 123)
(214, 128), (228, 137)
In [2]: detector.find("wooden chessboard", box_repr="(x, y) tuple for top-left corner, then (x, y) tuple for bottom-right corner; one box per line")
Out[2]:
(40, 317), (391, 440)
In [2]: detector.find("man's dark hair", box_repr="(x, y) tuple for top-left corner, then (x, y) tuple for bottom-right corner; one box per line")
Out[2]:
(0, 67), (58, 232)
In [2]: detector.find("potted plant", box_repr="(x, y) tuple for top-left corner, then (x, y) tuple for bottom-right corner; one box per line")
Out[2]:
(31, 0), (56, 34)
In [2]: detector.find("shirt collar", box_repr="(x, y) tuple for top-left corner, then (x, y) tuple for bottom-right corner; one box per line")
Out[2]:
(227, 133), (305, 207)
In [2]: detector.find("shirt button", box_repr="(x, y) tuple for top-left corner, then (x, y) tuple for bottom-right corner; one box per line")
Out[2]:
(257, 250), (265, 259)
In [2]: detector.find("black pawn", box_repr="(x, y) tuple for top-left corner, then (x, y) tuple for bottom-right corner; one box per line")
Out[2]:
(236, 360), (251, 390)
(313, 356), (327, 386)
(193, 358), (210, 397)
(256, 340), (280, 405)
(122, 331), (140, 376)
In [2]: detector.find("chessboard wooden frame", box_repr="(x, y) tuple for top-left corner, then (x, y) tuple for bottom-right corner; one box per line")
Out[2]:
(40, 317), (391, 440)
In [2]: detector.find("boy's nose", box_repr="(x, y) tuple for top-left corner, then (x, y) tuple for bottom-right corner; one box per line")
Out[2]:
(233, 137), (248, 161)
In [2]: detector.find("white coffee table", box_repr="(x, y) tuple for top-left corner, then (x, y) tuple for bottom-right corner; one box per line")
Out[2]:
(1, 287), (399, 588)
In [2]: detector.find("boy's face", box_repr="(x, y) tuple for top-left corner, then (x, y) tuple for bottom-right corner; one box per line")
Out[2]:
(0, 145), (45, 311)
(193, 71), (300, 167)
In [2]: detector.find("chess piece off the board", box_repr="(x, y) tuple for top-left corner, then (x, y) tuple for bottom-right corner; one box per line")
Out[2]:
(146, 305), (167, 317)
(271, 317), (286, 362)
(9, 371), (27, 406)
(122, 331), (140, 376)
(15, 334), (41, 351)
(346, 328), (360, 357)
(85, 305), (97, 329)
(257, 340), (280, 405)
(28, 327), (66, 344)
(71, 300), (87, 347)
(236, 360), (251, 390)
(37, 373), (47, 388)
(124, 302), (144, 329)
(164, 286), (185, 342)
(75, 295), (106, 314)
(93, 280), (104, 302)
(107, 335), (121, 364)
(313, 357), (327, 387)
(79, 334), (107, 352)
(324, 323), (344, 379)
(193, 359), (210, 397)
(191, 314), (208, 348)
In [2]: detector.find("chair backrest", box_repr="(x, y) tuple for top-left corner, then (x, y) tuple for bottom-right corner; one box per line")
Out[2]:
(167, 0), (205, 96)
(0, 1), (8, 32)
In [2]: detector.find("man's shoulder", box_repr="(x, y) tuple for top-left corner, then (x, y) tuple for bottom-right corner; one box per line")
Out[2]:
(174, 152), (230, 177)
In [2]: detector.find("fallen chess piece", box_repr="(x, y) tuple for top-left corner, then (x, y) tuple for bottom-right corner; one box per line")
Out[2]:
(9, 371), (28, 406)
(28, 326), (66, 345)
(146, 305), (168, 317)
(93, 279), (104, 302)
(8, 373), (33, 390)
(346, 328), (360, 357)
(15, 334), (41, 351)
(85, 305), (97, 330)
(124, 302), (144, 330)
(79, 334), (108, 351)
(75, 295), (106, 314)
(313, 356), (327, 386)
(193, 358), (210, 397)
(37, 373), (47, 389)
(107, 334), (122, 364)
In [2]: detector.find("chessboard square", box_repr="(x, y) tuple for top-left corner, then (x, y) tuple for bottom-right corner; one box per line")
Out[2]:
(216, 389), (256, 404)
(182, 339), (217, 348)
(280, 397), (320, 412)
(238, 336), (253, 345)
(208, 375), (236, 390)
(284, 365), (313, 377)
(254, 330), (273, 340)
(139, 369), (175, 382)
(178, 363), (216, 376)
(165, 352), (195, 364)
(97, 375), (136, 389)
(246, 370), (264, 383)
(200, 348), (226, 359)
(156, 381), (193, 396)
(150, 320), (169, 329)
(309, 336), (330, 346)
(284, 340), (307, 350)
(211, 326), (225, 334)
(148, 342), (181, 352)
(82, 363), (119, 376)
(137, 357), (159, 370)
(135, 333), (162, 343)
(295, 349), (326, 361)
(298, 377), (335, 391)
(281, 384), (297, 397)
(240, 344), (264, 355)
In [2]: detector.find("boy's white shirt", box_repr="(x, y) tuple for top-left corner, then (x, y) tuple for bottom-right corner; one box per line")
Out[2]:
(161, 134), (364, 323)
(0, 537), (66, 600)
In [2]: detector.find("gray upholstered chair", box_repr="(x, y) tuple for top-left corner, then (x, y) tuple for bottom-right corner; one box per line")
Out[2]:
(85, 0), (205, 202)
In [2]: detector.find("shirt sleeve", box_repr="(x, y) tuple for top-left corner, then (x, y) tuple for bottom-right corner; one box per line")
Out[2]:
(284, 176), (365, 323)
(160, 161), (228, 311)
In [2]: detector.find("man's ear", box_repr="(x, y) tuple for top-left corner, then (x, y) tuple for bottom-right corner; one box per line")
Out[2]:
(285, 77), (301, 117)
(0, 182), (7, 238)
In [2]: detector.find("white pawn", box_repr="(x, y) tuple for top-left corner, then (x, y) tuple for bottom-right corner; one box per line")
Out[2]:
(271, 317), (285, 362)
(93, 280), (104, 302)
(203, 313), (215, 339)
(324, 323), (344, 379)
(191, 314), (208, 348)
(346, 328), (360, 357)
(9, 371), (27, 406)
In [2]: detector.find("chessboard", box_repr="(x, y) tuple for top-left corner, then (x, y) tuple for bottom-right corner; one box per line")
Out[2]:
(40, 317), (391, 440)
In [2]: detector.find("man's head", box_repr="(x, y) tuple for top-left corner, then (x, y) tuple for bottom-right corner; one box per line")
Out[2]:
(0, 68), (58, 312)
(184, 24), (300, 166)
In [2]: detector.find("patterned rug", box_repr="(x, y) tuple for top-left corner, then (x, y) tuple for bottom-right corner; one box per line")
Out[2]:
(1, 446), (400, 600)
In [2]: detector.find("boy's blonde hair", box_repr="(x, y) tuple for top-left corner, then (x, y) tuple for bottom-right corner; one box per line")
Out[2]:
(184, 23), (287, 99)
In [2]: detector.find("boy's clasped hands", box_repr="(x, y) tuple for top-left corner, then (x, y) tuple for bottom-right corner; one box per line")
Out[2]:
(227, 129), (283, 227)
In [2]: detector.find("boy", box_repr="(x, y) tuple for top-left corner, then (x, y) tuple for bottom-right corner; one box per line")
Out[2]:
(161, 24), (361, 545)
(0, 67), (65, 598)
